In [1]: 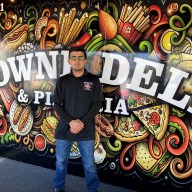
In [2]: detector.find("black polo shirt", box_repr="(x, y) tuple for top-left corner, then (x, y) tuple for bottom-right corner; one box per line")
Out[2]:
(53, 70), (103, 141)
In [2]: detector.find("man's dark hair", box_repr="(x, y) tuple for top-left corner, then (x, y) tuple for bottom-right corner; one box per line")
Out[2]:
(68, 48), (87, 59)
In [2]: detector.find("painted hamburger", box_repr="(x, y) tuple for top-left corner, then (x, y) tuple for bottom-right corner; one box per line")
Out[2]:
(41, 116), (58, 145)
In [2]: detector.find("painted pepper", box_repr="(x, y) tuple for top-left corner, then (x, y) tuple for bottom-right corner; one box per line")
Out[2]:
(70, 29), (92, 47)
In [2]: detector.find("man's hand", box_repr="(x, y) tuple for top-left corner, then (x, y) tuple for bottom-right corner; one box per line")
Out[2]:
(69, 119), (84, 134)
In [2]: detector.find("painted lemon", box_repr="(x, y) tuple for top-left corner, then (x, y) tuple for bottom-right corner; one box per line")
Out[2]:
(160, 29), (175, 53)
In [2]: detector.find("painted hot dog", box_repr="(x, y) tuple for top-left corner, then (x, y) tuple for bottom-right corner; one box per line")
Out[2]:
(1, 24), (29, 51)
(18, 106), (30, 131)
(13, 105), (23, 125)
(95, 114), (114, 137)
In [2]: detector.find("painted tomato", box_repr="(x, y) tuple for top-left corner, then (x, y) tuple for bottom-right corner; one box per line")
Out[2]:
(34, 134), (46, 151)
(116, 88), (129, 98)
(132, 92), (142, 100)
(149, 112), (160, 126)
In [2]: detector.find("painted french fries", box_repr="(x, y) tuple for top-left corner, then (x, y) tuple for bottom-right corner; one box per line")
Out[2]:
(56, 7), (88, 47)
(118, 0), (150, 45)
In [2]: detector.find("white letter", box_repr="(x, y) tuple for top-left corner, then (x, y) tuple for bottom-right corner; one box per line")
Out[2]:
(104, 97), (113, 113)
(0, 60), (10, 86)
(35, 51), (58, 79)
(60, 50), (71, 76)
(100, 52), (130, 85)
(158, 67), (190, 109)
(114, 99), (129, 115)
(126, 57), (164, 96)
(7, 53), (33, 82)
(187, 106), (192, 113)
(45, 92), (52, 106)
(34, 91), (44, 104)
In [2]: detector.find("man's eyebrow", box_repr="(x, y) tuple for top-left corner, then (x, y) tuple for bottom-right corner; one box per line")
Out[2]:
(70, 56), (84, 57)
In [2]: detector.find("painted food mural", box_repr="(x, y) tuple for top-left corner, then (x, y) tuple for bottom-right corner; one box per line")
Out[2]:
(0, 0), (191, 191)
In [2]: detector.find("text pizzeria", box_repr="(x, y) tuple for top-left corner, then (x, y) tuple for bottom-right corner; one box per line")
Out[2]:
(0, 50), (192, 113)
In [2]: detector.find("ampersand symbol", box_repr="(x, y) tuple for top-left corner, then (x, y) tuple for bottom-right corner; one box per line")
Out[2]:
(17, 89), (29, 103)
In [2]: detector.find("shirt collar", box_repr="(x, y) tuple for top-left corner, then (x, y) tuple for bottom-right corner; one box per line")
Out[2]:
(69, 69), (88, 77)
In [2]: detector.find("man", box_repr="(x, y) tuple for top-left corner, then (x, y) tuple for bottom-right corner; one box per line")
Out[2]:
(53, 48), (103, 192)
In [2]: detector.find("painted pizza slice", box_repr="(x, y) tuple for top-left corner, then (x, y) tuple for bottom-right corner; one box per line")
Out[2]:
(127, 90), (157, 109)
(114, 114), (149, 142)
(133, 104), (169, 140)
(131, 139), (172, 177)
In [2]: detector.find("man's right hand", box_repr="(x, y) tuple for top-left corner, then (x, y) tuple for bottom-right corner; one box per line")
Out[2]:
(69, 119), (84, 134)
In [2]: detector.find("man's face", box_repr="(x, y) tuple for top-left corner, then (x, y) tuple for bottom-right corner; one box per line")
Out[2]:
(68, 51), (87, 72)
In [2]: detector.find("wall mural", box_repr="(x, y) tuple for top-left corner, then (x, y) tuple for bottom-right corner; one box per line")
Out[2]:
(0, 0), (191, 191)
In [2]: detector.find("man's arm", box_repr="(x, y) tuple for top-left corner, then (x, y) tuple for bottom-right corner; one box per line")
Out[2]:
(69, 119), (84, 134)
(54, 78), (84, 134)
(53, 78), (73, 124)
(80, 101), (102, 125)
(81, 78), (103, 125)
